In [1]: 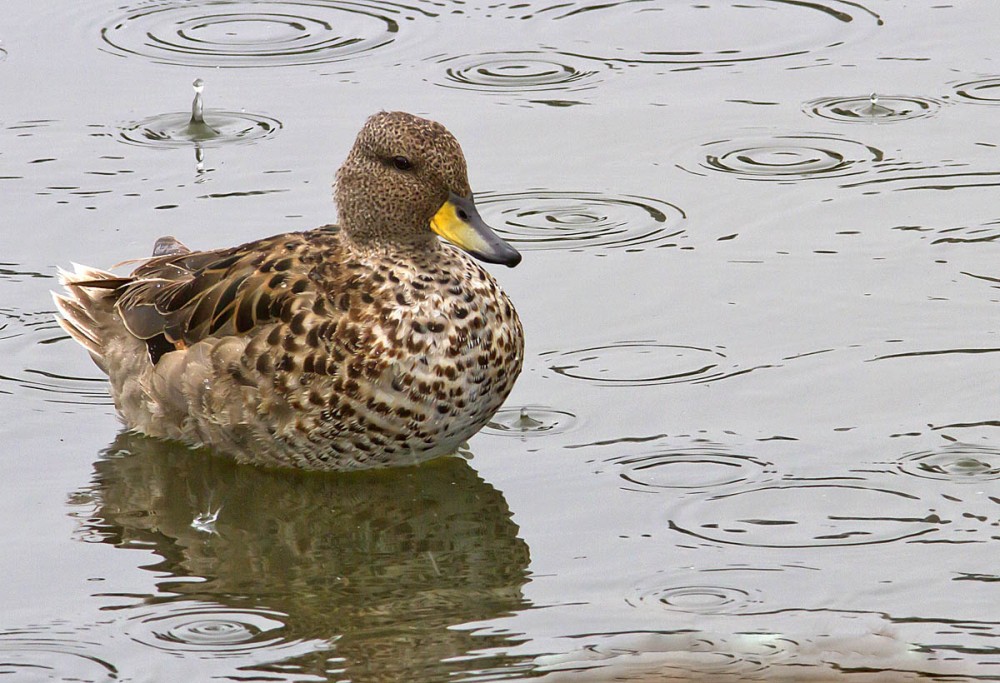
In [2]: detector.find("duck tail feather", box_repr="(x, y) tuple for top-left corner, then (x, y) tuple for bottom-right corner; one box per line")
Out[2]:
(52, 264), (124, 370)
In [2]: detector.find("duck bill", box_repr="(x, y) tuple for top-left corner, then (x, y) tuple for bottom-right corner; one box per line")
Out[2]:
(431, 192), (522, 267)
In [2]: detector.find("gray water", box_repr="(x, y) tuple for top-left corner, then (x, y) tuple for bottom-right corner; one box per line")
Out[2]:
(1, 1), (998, 681)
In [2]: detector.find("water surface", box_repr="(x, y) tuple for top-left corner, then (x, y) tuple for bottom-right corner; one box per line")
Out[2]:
(1, 0), (998, 680)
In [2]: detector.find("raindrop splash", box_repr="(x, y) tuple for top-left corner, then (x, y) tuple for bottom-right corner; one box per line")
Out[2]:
(186, 78), (220, 141)
(118, 81), (281, 149)
(805, 94), (941, 123)
(485, 406), (579, 436)
(192, 503), (222, 534)
(894, 443), (1000, 483)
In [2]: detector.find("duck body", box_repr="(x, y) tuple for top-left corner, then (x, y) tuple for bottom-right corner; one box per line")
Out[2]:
(55, 112), (524, 470)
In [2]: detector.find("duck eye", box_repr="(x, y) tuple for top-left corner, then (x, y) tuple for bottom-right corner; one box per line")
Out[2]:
(391, 155), (412, 171)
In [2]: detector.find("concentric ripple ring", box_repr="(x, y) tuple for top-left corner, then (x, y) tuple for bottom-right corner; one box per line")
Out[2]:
(895, 444), (1000, 483)
(688, 135), (883, 181)
(119, 110), (282, 148)
(952, 77), (1000, 104)
(485, 406), (579, 437)
(98, 0), (425, 67)
(477, 191), (687, 252)
(805, 95), (942, 123)
(434, 51), (603, 94)
(124, 604), (293, 654)
(628, 582), (762, 615)
(544, 343), (728, 386)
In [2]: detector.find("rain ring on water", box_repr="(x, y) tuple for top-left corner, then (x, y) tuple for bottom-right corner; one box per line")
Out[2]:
(610, 447), (775, 493)
(0, 307), (112, 408)
(430, 50), (606, 98)
(952, 77), (1000, 104)
(98, 0), (433, 68)
(895, 443), (1000, 483)
(533, 0), (882, 67)
(0, 633), (118, 682)
(683, 134), (884, 182)
(543, 342), (729, 386)
(668, 483), (943, 548)
(119, 111), (281, 149)
(805, 94), (943, 123)
(477, 191), (687, 252)
(627, 580), (763, 615)
(485, 406), (579, 437)
(123, 603), (297, 655)
(118, 79), (281, 149)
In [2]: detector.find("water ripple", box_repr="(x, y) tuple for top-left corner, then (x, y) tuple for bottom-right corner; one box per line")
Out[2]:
(531, 612), (956, 680)
(896, 443), (1000, 483)
(892, 219), (1000, 245)
(484, 406), (579, 437)
(542, 342), (728, 387)
(558, 0), (881, 67)
(0, 633), (117, 682)
(805, 94), (942, 123)
(610, 446), (775, 493)
(99, 0), (432, 68)
(627, 580), (762, 615)
(669, 482), (942, 548)
(0, 307), (112, 406)
(0, 263), (52, 281)
(119, 112), (281, 149)
(683, 134), (883, 182)
(431, 51), (605, 97)
(952, 77), (1000, 104)
(445, 0), (882, 67)
(124, 603), (298, 656)
(478, 191), (687, 252)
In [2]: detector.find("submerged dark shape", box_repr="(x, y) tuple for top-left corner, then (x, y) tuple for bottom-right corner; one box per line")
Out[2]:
(73, 433), (532, 680)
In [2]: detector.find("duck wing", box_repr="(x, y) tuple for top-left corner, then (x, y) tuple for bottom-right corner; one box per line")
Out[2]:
(112, 231), (334, 363)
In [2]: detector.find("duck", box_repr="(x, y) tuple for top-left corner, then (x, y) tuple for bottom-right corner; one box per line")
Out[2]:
(54, 111), (524, 470)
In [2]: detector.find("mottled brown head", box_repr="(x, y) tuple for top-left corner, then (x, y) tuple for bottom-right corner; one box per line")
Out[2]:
(335, 111), (521, 267)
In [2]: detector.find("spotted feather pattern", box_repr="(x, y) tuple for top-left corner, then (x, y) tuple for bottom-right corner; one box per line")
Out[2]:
(54, 112), (524, 470)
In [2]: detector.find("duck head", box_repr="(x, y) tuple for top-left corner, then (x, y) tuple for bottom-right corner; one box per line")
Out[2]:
(335, 111), (521, 268)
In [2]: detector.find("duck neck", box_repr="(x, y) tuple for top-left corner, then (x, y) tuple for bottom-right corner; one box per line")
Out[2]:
(339, 218), (441, 259)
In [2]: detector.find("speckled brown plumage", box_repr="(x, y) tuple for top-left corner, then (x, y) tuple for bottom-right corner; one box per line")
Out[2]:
(54, 111), (524, 470)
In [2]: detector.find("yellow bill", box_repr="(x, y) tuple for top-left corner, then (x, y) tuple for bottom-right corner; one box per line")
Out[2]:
(431, 192), (521, 267)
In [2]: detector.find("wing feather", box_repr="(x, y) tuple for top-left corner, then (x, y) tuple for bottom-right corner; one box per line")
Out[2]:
(109, 232), (336, 360)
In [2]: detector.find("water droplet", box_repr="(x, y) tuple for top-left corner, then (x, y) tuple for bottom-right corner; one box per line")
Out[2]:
(484, 406), (578, 436)
(805, 95), (941, 123)
(119, 104), (281, 149)
(192, 504), (222, 534)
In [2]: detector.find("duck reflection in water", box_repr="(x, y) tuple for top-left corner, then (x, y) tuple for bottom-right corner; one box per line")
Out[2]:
(73, 432), (532, 680)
